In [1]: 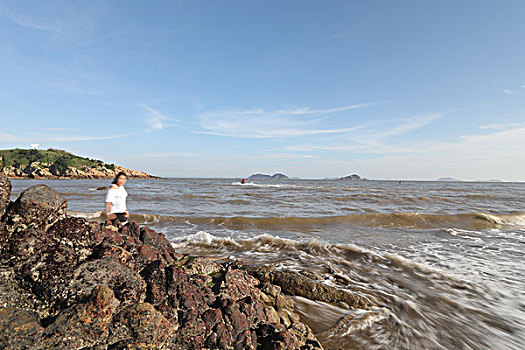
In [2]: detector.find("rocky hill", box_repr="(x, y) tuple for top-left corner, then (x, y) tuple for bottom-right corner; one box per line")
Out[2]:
(247, 173), (289, 180)
(340, 174), (362, 181)
(0, 148), (157, 179)
(0, 175), (375, 349)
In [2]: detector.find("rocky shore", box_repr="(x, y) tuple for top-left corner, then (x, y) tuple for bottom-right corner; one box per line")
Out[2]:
(1, 164), (158, 180)
(1, 175), (322, 349)
(0, 175), (378, 349)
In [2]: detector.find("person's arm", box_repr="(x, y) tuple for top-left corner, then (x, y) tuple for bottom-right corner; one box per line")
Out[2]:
(105, 186), (118, 219)
(106, 201), (116, 219)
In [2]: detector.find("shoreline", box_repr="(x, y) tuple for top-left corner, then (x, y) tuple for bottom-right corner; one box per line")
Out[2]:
(0, 176), (340, 349)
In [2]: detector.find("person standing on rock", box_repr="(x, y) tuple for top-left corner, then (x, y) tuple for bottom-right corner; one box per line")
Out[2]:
(105, 171), (129, 225)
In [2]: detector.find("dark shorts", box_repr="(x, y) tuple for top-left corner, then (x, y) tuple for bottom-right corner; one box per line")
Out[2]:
(111, 212), (128, 224)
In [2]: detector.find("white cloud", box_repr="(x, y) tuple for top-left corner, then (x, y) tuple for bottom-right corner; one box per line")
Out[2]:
(376, 113), (442, 138)
(196, 103), (375, 138)
(503, 89), (514, 95)
(1, 130), (132, 144)
(285, 114), (442, 153)
(479, 121), (525, 130)
(141, 105), (177, 132)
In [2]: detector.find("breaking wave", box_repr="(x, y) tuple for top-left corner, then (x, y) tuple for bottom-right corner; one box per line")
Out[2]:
(68, 210), (525, 230)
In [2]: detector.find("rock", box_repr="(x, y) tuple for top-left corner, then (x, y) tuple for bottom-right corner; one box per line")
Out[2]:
(340, 174), (362, 181)
(0, 308), (43, 350)
(4, 185), (67, 234)
(245, 265), (373, 309)
(107, 302), (175, 349)
(0, 175), (10, 219)
(41, 285), (119, 349)
(247, 173), (290, 180)
(68, 258), (146, 306)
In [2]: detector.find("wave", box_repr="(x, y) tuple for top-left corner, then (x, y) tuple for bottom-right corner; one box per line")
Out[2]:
(67, 210), (525, 230)
(170, 231), (469, 284)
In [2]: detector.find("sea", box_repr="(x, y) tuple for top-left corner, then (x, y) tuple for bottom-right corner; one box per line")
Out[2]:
(9, 178), (525, 350)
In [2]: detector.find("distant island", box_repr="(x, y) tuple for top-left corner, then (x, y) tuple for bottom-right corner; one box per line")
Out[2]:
(436, 177), (462, 182)
(247, 173), (289, 180)
(339, 174), (363, 181)
(0, 148), (158, 179)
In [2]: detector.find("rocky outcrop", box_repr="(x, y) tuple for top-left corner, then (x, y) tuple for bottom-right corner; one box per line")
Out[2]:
(1, 164), (158, 180)
(339, 174), (362, 181)
(247, 173), (290, 180)
(0, 179), (323, 349)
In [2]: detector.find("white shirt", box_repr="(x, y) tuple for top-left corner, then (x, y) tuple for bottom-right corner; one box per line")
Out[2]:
(105, 185), (128, 214)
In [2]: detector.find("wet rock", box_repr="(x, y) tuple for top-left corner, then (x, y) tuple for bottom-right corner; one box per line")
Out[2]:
(179, 256), (222, 276)
(246, 265), (373, 309)
(0, 174), (10, 219)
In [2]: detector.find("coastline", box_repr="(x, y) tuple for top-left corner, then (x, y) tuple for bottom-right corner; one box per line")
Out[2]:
(1, 166), (161, 180)
(0, 176), (335, 349)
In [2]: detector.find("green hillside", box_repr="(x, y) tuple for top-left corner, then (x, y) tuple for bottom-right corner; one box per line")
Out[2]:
(0, 148), (115, 172)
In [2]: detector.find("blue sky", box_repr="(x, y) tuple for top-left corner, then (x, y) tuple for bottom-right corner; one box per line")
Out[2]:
(1, 0), (524, 180)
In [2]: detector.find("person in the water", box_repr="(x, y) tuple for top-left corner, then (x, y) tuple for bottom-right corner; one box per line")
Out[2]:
(241, 178), (246, 184)
(105, 171), (129, 225)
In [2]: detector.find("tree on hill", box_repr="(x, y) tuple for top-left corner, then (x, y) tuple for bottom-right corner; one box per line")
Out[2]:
(49, 156), (69, 175)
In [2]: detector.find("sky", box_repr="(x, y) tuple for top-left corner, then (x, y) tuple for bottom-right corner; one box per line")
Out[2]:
(1, 0), (524, 181)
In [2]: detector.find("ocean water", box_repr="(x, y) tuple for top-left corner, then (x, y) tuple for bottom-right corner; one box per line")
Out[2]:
(10, 178), (525, 350)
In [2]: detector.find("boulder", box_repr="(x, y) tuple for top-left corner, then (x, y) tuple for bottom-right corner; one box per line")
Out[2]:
(4, 185), (67, 234)
(41, 285), (119, 349)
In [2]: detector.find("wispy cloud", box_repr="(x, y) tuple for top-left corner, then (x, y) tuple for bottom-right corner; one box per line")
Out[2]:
(1, 130), (133, 144)
(1, 8), (60, 33)
(503, 89), (514, 95)
(42, 127), (77, 131)
(196, 103), (376, 138)
(141, 105), (177, 132)
(479, 120), (525, 130)
(285, 113), (442, 153)
(376, 113), (442, 138)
